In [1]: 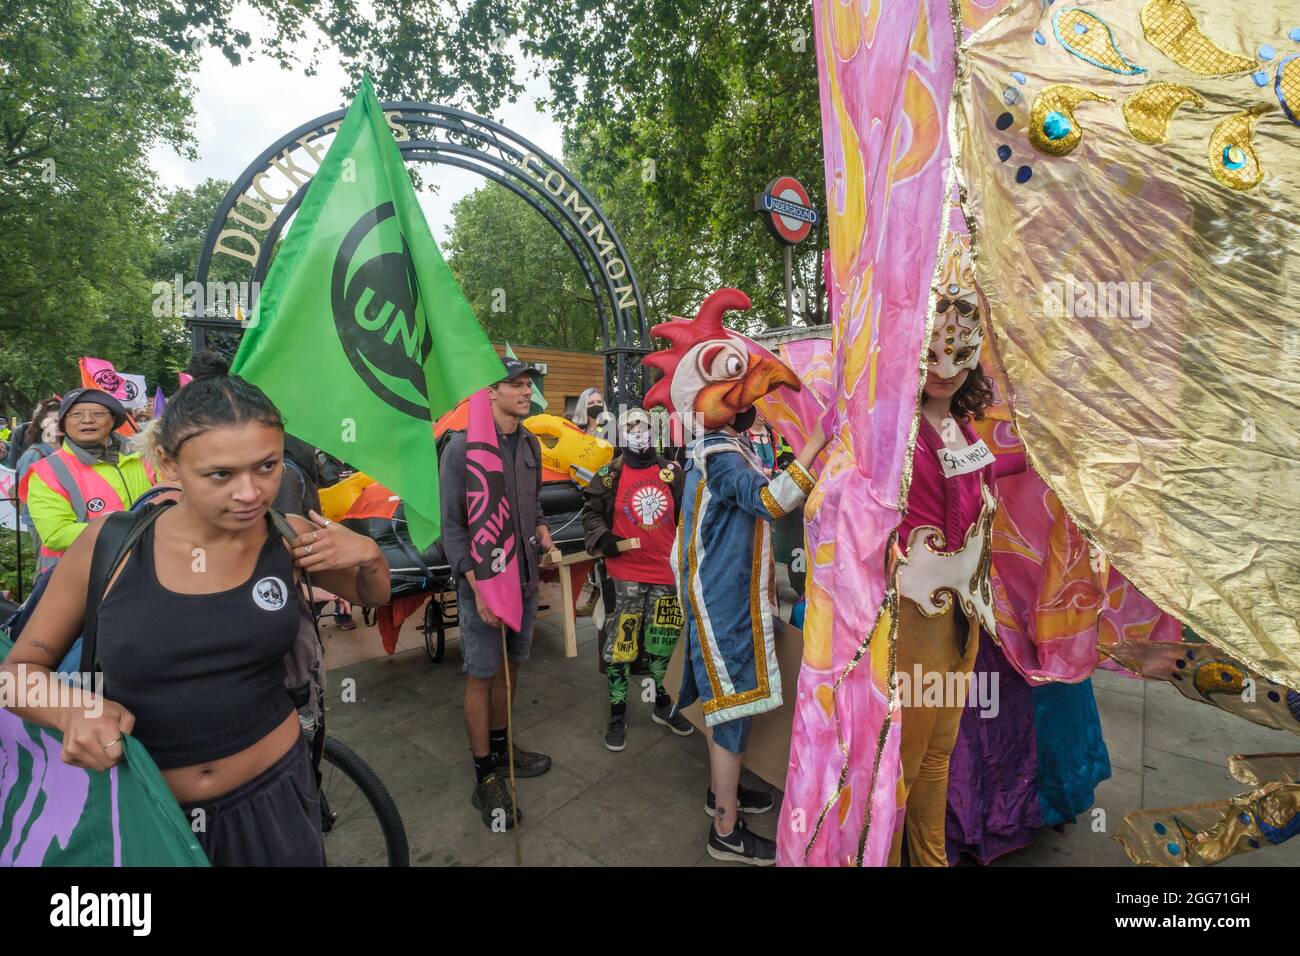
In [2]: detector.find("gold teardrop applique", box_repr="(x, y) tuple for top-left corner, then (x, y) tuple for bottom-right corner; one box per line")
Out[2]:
(1028, 84), (1113, 156)
(1207, 105), (1272, 191)
(1122, 82), (1204, 143)
(1140, 0), (1256, 76)
(1053, 7), (1146, 76)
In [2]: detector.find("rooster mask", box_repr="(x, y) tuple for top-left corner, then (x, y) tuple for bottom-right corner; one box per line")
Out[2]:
(643, 288), (800, 441)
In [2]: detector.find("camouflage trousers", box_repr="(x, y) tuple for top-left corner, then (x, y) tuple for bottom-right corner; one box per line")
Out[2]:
(603, 579), (684, 710)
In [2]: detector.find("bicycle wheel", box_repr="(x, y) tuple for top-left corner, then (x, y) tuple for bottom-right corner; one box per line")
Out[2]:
(320, 736), (409, 867)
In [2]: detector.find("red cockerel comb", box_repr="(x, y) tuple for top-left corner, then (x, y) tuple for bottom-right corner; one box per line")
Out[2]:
(642, 288), (752, 413)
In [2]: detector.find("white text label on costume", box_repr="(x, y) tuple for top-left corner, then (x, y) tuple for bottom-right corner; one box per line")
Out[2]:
(937, 439), (994, 478)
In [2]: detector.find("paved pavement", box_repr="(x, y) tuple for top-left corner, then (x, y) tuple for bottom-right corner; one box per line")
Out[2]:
(318, 588), (1300, 867)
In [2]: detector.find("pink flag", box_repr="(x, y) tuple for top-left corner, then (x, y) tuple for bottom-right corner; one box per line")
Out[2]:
(79, 357), (129, 401)
(178, 372), (193, 388)
(465, 388), (523, 631)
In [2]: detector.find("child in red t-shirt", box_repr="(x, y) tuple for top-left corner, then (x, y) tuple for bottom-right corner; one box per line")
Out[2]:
(581, 408), (695, 751)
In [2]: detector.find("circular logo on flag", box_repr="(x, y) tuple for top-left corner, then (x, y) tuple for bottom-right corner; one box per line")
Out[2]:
(123, 379), (139, 402)
(91, 369), (123, 395)
(252, 576), (288, 611)
(86, 498), (106, 513)
(332, 202), (433, 420)
(465, 442), (518, 573)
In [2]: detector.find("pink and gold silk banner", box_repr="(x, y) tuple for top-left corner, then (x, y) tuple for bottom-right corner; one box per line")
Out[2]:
(956, 0), (1300, 689)
(776, 0), (957, 867)
(754, 336), (833, 469)
(974, 394), (1182, 683)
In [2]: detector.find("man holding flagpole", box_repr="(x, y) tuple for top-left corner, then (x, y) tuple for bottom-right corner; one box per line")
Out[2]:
(440, 358), (556, 830)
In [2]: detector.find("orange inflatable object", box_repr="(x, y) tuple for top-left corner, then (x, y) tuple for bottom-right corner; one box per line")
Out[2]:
(319, 471), (377, 522)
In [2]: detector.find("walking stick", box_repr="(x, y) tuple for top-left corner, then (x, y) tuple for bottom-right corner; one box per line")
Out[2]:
(500, 622), (522, 865)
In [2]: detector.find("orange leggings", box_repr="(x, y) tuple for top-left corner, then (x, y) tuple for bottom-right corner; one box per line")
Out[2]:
(888, 597), (979, 867)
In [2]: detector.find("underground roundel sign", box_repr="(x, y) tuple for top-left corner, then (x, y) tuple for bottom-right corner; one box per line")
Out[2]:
(332, 202), (434, 420)
(753, 176), (818, 245)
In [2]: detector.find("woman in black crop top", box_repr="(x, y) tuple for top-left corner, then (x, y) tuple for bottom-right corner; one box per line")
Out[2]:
(1, 376), (390, 866)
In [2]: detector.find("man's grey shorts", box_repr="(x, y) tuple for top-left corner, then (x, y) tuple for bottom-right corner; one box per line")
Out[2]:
(456, 579), (539, 678)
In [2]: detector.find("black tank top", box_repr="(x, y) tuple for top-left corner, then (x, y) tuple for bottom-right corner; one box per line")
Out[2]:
(97, 515), (300, 769)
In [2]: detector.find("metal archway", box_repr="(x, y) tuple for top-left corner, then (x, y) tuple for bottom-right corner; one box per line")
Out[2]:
(191, 102), (651, 409)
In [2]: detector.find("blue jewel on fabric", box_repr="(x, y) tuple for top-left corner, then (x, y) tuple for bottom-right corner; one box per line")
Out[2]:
(1034, 30), (1047, 45)
(1187, 649), (1196, 659)
(1223, 145), (1248, 169)
(1254, 71), (1271, 86)
(996, 111), (1015, 130)
(1073, 22), (1088, 35)
(1290, 28), (1300, 42)
(1267, 690), (1281, 703)
(1260, 45), (1276, 60)
(1171, 672), (1182, 681)
(1174, 658), (1186, 669)
(997, 144), (1012, 162)
(1012, 71), (1027, 84)
(1016, 165), (1033, 184)
(1004, 87), (1021, 105)
(1287, 689), (1300, 721)
(1220, 670), (1233, 681)
(1043, 111), (1073, 140)
(1153, 822), (1167, 835)
(1249, 839), (1260, 849)
(1167, 843), (1180, 855)
(1238, 812), (1251, 824)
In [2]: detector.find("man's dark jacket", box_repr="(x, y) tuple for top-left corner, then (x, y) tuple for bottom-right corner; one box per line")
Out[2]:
(439, 424), (549, 591)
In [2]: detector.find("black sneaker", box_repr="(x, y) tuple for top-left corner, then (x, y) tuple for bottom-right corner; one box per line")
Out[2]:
(707, 817), (776, 866)
(651, 701), (695, 736)
(492, 745), (552, 778)
(471, 774), (522, 831)
(706, 784), (775, 817)
(604, 716), (627, 752)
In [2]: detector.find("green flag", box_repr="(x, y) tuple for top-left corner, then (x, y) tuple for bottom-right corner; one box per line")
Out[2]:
(232, 75), (504, 547)
(505, 341), (548, 415)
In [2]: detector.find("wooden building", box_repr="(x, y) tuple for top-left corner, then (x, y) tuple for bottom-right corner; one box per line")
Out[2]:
(492, 343), (605, 420)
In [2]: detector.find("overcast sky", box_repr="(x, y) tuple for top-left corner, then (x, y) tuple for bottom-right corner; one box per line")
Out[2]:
(148, 6), (563, 248)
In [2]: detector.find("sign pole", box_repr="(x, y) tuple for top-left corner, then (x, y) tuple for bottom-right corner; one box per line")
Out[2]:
(754, 175), (818, 329)
(784, 244), (794, 326)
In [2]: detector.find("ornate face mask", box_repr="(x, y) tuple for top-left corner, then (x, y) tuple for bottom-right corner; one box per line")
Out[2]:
(928, 234), (984, 380)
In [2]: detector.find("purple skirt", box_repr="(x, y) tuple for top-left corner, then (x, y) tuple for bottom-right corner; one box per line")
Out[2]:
(945, 636), (1042, 864)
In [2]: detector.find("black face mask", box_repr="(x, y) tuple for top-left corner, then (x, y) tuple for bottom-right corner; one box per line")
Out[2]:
(587, 404), (605, 419)
(731, 406), (757, 433)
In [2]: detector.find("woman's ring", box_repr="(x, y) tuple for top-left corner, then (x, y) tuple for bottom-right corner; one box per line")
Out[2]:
(306, 544), (313, 555)
(104, 737), (123, 751)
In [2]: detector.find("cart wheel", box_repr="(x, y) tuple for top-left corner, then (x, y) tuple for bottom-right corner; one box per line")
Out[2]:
(423, 597), (445, 663)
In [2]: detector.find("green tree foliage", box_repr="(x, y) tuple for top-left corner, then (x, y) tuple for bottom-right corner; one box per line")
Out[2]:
(518, 0), (828, 331)
(443, 184), (599, 351)
(0, 0), (525, 414)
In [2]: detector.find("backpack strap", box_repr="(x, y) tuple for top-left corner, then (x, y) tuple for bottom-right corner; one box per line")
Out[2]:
(81, 503), (171, 675)
(266, 508), (323, 635)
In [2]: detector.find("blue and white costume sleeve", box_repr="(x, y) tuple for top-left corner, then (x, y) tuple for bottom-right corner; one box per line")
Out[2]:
(671, 431), (815, 748)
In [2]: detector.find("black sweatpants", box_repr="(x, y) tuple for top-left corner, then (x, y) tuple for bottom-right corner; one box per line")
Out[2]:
(179, 733), (325, 867)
